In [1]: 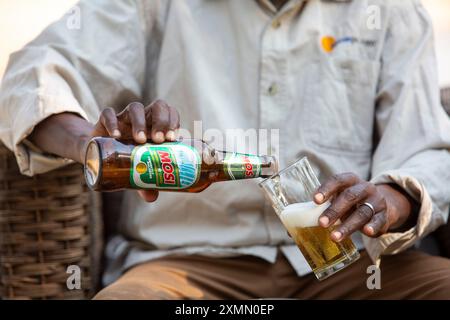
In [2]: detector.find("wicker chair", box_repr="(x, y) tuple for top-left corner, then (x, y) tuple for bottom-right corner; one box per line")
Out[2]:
(0, 145), (103, 299)
(442, 87), (450, 115)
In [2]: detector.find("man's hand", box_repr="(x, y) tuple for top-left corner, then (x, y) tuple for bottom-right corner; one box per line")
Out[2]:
(313, 173), (418, 242)
(90, 100), (180, 202)
(29, 100), (180, 203)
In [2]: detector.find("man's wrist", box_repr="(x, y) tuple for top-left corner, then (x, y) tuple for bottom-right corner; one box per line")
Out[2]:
(377, 184), (419, 232)
(76, 134), (91, 164)
(29, 112), (94, 164)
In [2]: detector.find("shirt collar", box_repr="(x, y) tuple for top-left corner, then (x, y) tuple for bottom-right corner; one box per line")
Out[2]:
(257, 0), (352, 15)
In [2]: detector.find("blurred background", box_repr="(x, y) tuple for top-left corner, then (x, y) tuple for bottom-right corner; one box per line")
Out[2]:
(0, 0), (449, 86)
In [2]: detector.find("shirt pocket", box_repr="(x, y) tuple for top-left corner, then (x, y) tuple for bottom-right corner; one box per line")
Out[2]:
(301, 57), (380, 155)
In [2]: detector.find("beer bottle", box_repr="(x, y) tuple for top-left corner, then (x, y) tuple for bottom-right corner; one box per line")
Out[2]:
(84, 137), (278, 192)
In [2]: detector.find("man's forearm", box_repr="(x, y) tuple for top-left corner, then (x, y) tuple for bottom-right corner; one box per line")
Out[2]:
(29, 113), (93, 163)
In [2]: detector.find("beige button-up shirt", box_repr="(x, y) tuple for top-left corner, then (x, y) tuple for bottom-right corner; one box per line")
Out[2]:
(1, 0), (450, 284)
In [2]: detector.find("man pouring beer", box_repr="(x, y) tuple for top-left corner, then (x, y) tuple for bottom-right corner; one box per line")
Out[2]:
(1, 0), (450, 299)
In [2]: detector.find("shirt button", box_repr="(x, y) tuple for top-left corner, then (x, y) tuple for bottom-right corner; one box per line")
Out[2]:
(272, 19), (281, 29)
(267, 83), (278, 96)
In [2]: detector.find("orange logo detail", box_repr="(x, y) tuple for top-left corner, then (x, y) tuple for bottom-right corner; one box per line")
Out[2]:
(321, 36), (336, 53)
(136, 162), (147, 174)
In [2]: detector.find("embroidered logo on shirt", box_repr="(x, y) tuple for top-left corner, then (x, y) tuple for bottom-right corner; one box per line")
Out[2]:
(321, 36), (376, 53)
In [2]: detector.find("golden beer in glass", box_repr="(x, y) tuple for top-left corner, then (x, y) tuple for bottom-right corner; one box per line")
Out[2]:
(260, 157), (359, 280)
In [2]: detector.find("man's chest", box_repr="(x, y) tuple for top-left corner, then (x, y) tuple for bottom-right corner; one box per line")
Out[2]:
(149, 0), (386, 155)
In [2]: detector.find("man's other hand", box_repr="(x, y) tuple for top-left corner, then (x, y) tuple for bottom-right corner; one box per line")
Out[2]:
(313, 173), (418, 242)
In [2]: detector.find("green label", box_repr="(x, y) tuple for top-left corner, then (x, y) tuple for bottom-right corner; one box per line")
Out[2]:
(223, 153), (262, 180)
(130, 142), (201, 190)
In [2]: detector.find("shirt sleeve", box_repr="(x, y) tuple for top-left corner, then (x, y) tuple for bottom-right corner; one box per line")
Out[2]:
(363, 0), (450, 264)
(0, 0), (156, 176)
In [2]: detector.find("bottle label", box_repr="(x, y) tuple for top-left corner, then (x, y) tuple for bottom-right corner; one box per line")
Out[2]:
(223, 153), (262, 180)
(130, 142), (201, 190)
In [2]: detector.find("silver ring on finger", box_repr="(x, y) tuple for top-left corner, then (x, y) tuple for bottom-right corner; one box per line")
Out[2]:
(359, 202), (376, 216)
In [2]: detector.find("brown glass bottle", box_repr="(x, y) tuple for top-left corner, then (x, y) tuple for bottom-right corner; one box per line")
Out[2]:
(84, 137), (278, 192)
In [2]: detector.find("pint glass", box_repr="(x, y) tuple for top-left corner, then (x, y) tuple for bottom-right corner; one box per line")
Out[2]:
(259, 157), (360, 280)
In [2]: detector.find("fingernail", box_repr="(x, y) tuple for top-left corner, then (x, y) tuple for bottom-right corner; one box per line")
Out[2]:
(315, 193), (324, 203)
(112, 129), (121, 138)
(166, 130), (176, 141)
(366, 225), (374, 235)
(319, 216), (329, 227)
(332, 231), (342, 241)
(137, 131), (146, 142)
(154, 131), (164, 142)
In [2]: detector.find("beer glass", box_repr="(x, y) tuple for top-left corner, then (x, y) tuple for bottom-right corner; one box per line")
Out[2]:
(259, 157), (360, 280)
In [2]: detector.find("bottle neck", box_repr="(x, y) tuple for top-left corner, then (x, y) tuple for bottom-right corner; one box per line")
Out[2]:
(259, 155), (279, 178)
(214, 151), (278, 180)
(177, 138), (279, 181)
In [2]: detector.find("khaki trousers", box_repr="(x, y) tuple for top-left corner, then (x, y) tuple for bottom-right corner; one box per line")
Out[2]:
(94, 250), (450, 300)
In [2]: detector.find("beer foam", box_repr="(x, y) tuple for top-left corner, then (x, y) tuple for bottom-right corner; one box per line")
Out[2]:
(280, 201), (330, 228)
